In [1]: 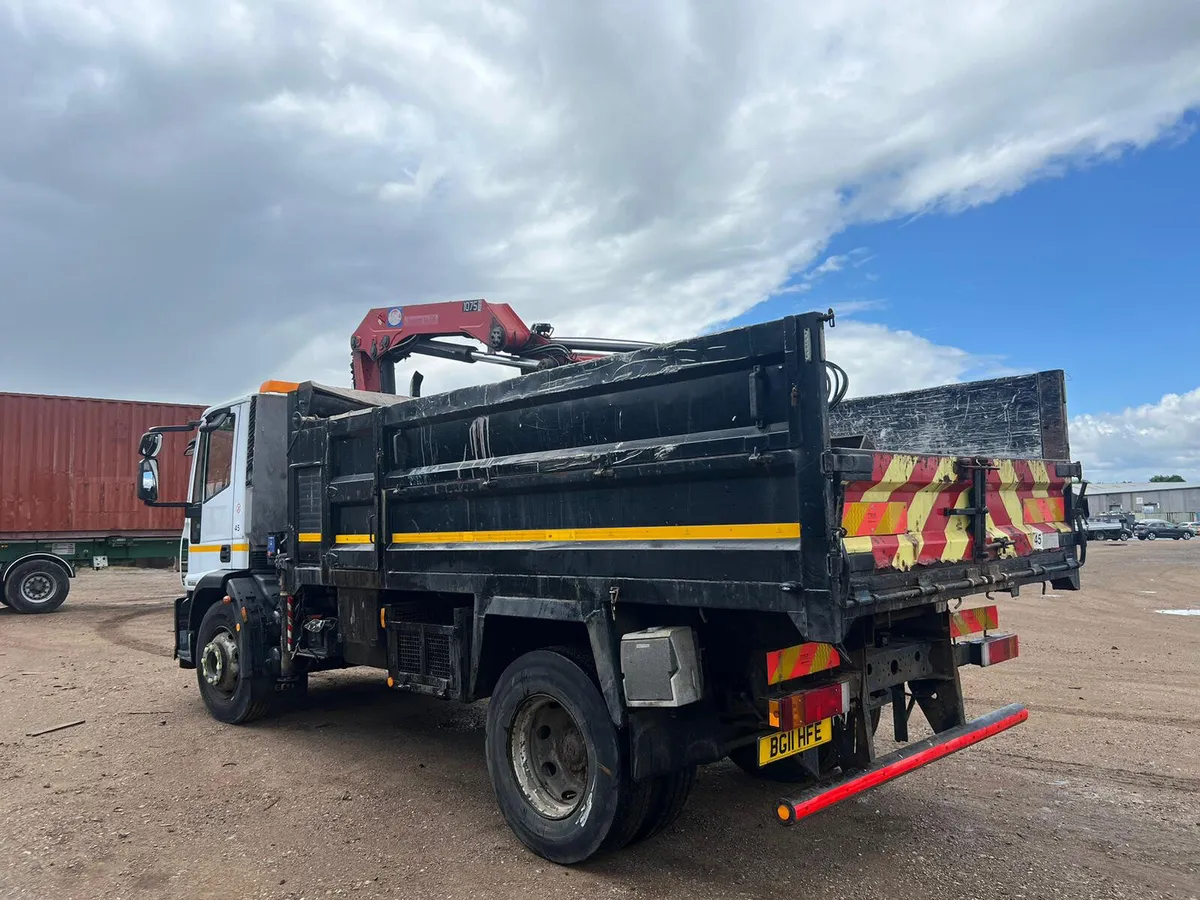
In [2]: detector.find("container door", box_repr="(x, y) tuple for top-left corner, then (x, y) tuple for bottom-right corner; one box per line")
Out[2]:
(184, 406), (248, 588)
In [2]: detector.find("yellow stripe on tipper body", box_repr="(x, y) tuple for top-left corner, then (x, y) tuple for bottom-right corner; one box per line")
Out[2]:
(334, 534), (375, 544)
(297, 533), (322, 543)
(390, 523), (801, 546)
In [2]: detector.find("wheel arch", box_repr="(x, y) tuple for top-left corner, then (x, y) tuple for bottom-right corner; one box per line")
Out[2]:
(1, 553), (75, 584)
(471, 595), (625, 726)
(181, 571), (281, 672)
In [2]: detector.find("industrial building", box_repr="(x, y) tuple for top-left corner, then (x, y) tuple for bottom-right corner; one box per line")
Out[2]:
(1086, 482), (1200, 523)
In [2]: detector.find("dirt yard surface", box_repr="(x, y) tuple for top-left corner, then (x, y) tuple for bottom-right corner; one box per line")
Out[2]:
(2, 542), (1198, 900)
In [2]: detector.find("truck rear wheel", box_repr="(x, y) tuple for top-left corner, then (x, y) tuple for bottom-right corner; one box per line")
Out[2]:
(195, 602), (274, 725)
(627, 765), (695, 845)
(4, 560), (70, 614)
(484, 648), (653, 864)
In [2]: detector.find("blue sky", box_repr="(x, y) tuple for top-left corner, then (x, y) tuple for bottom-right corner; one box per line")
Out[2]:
(738, 123), (1200, 419)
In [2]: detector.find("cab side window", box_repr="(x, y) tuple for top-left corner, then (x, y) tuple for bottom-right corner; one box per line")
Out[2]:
(190, 413), (236, 504)
(204, 417), (235, 501)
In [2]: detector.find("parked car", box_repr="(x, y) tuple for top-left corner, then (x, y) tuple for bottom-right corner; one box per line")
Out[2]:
(1134, 519), (1193, 541)
(1180, 521), (1200, 535)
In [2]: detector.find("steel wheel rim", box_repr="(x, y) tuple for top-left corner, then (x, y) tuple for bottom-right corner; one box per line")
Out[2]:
(509, 693), (589, 819)
(200, 627), (240, 695)
(19, 573), (54, 605)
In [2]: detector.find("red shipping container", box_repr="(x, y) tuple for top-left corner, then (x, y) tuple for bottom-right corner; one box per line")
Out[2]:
(0, 392), (207, 538)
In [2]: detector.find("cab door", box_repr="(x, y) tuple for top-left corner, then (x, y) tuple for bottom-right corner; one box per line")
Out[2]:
(184, 406), (248, 589)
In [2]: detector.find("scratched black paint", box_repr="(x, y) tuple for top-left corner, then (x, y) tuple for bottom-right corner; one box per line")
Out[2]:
(281, 314), (1079, 645)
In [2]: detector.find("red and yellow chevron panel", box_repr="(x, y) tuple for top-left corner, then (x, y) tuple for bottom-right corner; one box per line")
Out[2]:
(1022, 496), (1065, 524)
(950, 605), (999, 638)
(840, 453), (1074, 572)
(843, 501), (908, 536)
(766, 642), (841, 686)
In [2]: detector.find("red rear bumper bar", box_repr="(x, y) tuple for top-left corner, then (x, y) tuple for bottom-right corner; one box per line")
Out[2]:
(775, 703), (1028, 824)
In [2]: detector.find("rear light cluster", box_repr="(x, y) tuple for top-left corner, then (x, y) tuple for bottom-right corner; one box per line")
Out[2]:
(952, 605), (1020, 668)
(967, 633), (1019, 667)
(769, 679), (851, 730)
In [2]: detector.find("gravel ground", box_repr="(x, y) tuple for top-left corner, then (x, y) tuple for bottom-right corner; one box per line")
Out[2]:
(1, 540), (1198, 900)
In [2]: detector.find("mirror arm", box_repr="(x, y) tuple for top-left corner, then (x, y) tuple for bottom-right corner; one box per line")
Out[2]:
(199, 410), (231, 433)
(147, 421), (200, 435)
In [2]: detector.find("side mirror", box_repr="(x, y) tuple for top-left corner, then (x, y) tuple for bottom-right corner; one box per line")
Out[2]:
(137, 458), (160, 504)
(138, 431), (164, 459)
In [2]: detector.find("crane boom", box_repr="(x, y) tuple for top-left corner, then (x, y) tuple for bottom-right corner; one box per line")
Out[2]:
(350, 299), (650, 393)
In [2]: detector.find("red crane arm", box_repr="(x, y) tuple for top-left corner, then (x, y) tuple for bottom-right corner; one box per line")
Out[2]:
(350, 299), (647, 394)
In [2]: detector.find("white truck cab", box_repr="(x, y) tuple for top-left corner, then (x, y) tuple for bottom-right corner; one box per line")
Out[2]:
(181, 397), (252, 590)
(136, 381), (387, 672)
(138, 382), (294, 593)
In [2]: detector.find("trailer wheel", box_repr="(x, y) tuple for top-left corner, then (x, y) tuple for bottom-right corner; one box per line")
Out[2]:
(4, 560), (70, 614)
(195, 602), (274, 725)
(485, 648), (653, 864)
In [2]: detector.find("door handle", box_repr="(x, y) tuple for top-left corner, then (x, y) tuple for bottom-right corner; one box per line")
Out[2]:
(220, 545), (231, 563)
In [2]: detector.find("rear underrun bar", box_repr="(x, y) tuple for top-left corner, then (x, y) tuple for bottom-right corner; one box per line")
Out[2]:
(775, 703), (1029, 824)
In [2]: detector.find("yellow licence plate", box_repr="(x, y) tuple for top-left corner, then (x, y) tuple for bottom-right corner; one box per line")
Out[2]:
(757, 717), (833, 766)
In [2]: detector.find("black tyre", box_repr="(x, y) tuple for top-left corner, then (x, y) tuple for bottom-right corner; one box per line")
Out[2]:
(1147, 532), (1158, 541)
(628, 766), (696, 845)
(1184, 532), (1193, 541)
(484, 648), (653, 864)
(1120, 531), (1130, 541)
(4, 560), (70, 614)
(195, 602), (274, 725)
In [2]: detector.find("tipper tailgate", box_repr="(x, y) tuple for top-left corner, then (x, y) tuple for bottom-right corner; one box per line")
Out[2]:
(839, 451), (1081, 601)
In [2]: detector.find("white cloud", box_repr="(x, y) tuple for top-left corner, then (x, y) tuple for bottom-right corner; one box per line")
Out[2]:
(1072, 388), (1200, 482)
(0, 0), (1199, 452)
(827, 321), (1009, 397)
(805, 254), (850, 280)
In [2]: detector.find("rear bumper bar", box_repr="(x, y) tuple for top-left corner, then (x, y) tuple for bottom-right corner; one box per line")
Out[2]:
(775, 703), (1028, 824)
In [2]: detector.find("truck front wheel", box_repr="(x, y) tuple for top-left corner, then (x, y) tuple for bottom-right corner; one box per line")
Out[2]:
(195, 602), (274, 725)
(4, 560), (70, 614)
(484, 648), (653, 864)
